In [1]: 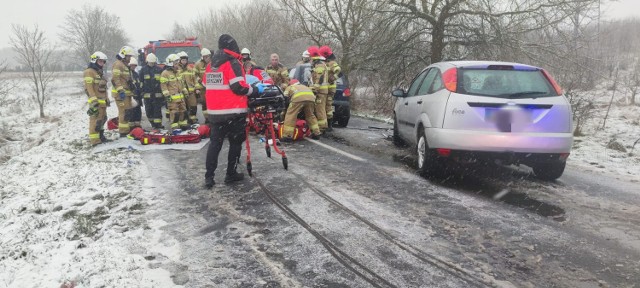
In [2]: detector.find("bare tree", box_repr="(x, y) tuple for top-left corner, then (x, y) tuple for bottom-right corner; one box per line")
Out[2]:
(10, 24), (56, 119)
(601, 66), (619, 129)
(0, 61), (16, 102)
(59, 4), (129, 68)
(165, 22), (190, 40)
(387, 0), (599, 64)
(623, 60), (640, 106)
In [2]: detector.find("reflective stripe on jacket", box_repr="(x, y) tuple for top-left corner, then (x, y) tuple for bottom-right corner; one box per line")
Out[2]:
(204, 49), (253, 117)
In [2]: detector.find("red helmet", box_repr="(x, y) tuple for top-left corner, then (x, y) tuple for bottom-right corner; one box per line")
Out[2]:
(319, 46), (332, 58)
(289, 79), (299, 86)
(307, 46), (320, 57)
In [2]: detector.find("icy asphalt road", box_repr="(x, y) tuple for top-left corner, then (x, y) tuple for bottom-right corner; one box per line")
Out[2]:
(139, 116), (640, 287)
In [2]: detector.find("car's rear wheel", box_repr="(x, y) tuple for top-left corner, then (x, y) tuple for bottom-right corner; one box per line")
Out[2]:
(393, 114), (405, 146)
(416, 128), (440, 176)
(336, 109), (350, 127)
(532, 161), (566, 181)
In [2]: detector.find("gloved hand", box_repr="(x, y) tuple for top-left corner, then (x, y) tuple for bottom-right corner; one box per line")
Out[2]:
(87, 107), (99, 116)
(255, 83), (267, 94)
(90, 99), (99, 109)
(118, 91), (126, 101)
(165, 96), (172, 103)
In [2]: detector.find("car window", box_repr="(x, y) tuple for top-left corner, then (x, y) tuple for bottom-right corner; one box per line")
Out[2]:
(458, 68), (557, 98)
(429, 71), (444, 93)
(407, 69), (429, 97)
(417, 68), (438, 95)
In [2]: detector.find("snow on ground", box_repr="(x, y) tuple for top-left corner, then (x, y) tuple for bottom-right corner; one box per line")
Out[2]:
(0, 73), (179, 287)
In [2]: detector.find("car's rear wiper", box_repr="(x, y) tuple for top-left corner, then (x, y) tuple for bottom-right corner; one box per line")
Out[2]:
(504, 91), (548, 99)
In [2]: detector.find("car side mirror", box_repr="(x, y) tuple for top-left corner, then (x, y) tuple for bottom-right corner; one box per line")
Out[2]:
(391, 88), (406, 97)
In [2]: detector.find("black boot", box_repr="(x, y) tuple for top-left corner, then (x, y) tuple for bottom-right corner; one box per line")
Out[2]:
(326, 119), (333, 132)
(311, 133), (320, 140)
(224, 172), (245, 184)
(99, 130), (111, 143)
(205, 177), (215, 188)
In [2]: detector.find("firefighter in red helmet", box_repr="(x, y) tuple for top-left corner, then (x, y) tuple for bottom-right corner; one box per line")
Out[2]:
(319, 45), (341, 132)
(307, 46), (329, 132)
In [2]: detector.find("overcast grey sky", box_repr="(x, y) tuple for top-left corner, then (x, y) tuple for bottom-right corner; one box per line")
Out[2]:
(0, 0), (248, 48)
(1, 0), (639, 49)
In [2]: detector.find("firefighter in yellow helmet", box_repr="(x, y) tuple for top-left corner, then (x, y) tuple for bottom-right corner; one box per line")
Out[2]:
(177, 51), (198, 124)
(194, 48), (211, 123)
(307, 46), (330, 132)
(84, 51), (109, 145)
(281, 79), (321, 142)
(160, 54), (188, 132)
(265, 53), (290, 89)
(111, 46), (136, 136)
(320, 45), (341, 132)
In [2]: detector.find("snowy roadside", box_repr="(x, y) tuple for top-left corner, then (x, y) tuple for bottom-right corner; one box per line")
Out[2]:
(0, 74), (180, 287)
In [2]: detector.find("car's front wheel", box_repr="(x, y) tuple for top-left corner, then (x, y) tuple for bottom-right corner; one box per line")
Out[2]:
(416, 129), (440, 176)
(532, 161), (566, 181)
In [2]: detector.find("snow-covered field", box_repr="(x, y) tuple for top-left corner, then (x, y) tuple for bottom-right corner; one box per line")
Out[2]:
(0, 74), (178, 287)
(0, 72), (638, 287)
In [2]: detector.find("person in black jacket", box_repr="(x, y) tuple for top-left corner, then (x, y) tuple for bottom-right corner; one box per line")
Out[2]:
(139, 53), (164, 129)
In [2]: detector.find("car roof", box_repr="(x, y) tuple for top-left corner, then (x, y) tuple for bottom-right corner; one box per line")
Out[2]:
(442, 61), (541, 70)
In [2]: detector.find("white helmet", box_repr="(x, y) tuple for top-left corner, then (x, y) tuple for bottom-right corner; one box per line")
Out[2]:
(118, 46), (136, 58)
(302, 50), (310, 58)
(201, 48), (211, 57)
(90, 51), (108, 63)
(241, 48), (251, 55)
(146, 53), (158, 63)
(177, 51), (188, 59)
(165, 54), (180, 67)
(128, 58), (138, 66)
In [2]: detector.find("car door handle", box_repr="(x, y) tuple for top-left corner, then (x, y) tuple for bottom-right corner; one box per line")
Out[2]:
(417, 100), (423, 104)
(404, 102), (409, 106)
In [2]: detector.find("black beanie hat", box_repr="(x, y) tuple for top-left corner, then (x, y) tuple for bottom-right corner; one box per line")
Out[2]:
(218, 34), (240, 54)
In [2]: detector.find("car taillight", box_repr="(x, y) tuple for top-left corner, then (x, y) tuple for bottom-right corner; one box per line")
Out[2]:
(436, 148), (451, 157)
(343, 88), (351, 97)
(541, 69), (563, 95)
(443, 68), (457, 92)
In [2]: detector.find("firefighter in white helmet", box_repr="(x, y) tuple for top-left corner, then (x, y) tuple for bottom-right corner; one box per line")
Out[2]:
(111, 46), (136, 136)
(176, 51), (198, 124)
(140, 53), (164, 129)
(296, 50), (311, 65)
(160, 54), (188, 132)
(84, 51), (109, 145)
(195, 48), (211, 123)
(240, 48), (258, 75)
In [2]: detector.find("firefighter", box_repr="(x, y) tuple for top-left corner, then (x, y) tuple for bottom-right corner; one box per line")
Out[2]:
(160, 54), (188, 132)
(177, 51), (198, 125)
(265, 53), (290, 89)
(139, 53), (164, 129)
(111, 46), (136, 136)
(307, 46), (330, 132)
(84, 51), (109, 145)
(195, 48), (211, 123)
(320, 45), (341, 131)
(296, 50), (311, 66)
(203, 34), (264, 188)
(241, 48), (258, 75)
(127, 58), (143, 130)
(281, 79), (321, 142)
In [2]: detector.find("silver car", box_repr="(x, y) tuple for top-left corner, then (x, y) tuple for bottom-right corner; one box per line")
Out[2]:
(392, 61), (573, 180)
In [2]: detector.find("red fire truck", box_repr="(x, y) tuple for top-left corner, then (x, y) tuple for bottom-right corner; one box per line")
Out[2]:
(138, 37), (202, 66)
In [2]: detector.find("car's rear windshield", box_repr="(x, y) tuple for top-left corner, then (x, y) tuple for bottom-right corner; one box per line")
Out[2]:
(458, 67), (559, 98)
